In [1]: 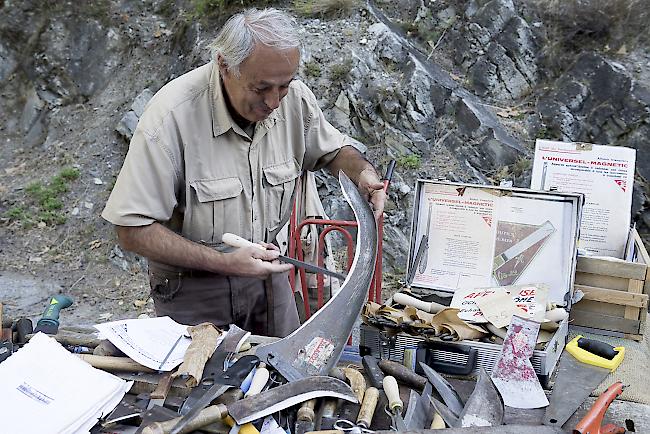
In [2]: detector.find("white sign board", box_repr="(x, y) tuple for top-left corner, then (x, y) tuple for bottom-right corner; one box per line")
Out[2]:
(530, 140), (635, 258)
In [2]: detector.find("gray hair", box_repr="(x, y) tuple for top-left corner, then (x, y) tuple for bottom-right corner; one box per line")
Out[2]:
(209, 8), (301, 77)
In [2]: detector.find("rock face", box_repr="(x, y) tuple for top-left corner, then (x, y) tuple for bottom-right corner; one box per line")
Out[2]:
(1, 0), (650, 290)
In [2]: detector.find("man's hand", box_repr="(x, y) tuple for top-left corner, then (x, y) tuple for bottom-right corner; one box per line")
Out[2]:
(358, 168), (386, 221)
(223, 243), (294, 278)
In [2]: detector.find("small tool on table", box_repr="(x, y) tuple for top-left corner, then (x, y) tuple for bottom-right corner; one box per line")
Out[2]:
(382, 376), (406, 431)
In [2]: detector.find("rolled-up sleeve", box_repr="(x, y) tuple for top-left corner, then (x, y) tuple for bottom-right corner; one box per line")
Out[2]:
(102, 127), (180, 227)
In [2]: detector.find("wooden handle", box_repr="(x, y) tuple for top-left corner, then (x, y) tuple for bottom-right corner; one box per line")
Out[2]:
(222, 233), (266, 251)
(382, 376), (402, 413)
(430, 411), (445, 429)
(150, 371), (174, 400)
(393, 293), (444, 313)
(77, 354), (154, 373)
(297, 399), (317, 422)
(245, 365), (269, 397)
(141, 404), (226, 434)
(378, 360), (426, 390)
(342, 367), (366, 403)
(356, 387), (379, 429)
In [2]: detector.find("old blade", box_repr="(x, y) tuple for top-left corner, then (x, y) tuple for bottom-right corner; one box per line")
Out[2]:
(419, 362), (464, 417)
(490, 316), (549, 409)
(457, 368), (503, 427)
(255, 171), (377, 381)
(170, 384), (231, 434)
(402, 389), (420, 428)
(407, 381), (433, 429)
(228, 376), (358, 424)
(429, 396), (460, 428)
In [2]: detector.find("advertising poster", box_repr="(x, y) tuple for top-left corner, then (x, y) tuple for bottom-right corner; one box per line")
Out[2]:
(530, 140), (635, 258)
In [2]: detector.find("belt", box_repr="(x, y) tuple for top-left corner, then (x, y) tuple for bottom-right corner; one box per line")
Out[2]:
(148, 261), (224, 279)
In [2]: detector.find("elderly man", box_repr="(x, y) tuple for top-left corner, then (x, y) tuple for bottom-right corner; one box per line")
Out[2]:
(102, 8), (385, 337)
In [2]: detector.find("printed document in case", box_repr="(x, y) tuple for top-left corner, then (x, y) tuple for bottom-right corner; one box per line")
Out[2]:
(530, 139), (635, 258)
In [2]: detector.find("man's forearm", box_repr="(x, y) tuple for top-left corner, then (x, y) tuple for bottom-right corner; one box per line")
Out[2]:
(326, 145), (378, 183)
(116, 223), (227, 272)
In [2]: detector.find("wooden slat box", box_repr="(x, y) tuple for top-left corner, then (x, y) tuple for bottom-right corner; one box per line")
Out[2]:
(570, 229), (649, 341)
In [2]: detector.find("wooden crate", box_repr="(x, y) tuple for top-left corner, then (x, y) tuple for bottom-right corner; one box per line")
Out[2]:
(570, 229), (649, 341)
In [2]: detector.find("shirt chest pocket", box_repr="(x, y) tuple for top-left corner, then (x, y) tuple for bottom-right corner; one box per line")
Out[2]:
(263, 159), (300, 236)
(186, 177), (243, 243)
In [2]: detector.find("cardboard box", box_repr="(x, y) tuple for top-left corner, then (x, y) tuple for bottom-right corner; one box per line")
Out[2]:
(360, 180), (583, 387)
(570, 228), (649, 341)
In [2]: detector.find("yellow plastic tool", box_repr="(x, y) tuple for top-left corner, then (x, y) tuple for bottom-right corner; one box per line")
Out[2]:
(565, 335), (625, 371)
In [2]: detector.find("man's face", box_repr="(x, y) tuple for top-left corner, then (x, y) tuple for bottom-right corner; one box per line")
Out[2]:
(219, 44), (300, 123)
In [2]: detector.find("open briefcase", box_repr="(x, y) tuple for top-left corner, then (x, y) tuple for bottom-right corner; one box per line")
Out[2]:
(360, 180), (583, 387)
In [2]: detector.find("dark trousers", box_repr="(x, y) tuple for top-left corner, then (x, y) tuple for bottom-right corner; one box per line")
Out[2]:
(148, 263), (300, 337)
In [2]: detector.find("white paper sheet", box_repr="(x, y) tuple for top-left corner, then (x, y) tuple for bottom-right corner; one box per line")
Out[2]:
(94, 316), (193, 371)
(531, 140), (635, 258)
(0, 333), (131, 434)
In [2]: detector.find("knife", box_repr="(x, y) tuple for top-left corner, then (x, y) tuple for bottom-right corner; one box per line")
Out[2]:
(417, 202), (433, 275)
(492, 220), (555, 270)
(222, 233), (347, 281)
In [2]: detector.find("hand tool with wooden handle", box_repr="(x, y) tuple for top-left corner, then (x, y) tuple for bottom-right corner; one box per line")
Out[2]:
(295, 399), (318, 434)
(378, 359), (426, 390)
(223, 233), (347, 281)
(147, 371), (175, 409)
(144, 376), (357, 434)
(356, 387), (379, 429)
(393, 292), (445, 314)
(382, 376), (406, 431)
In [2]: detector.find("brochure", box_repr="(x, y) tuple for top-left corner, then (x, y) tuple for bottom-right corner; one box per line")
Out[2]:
(530, 140), (635, 258)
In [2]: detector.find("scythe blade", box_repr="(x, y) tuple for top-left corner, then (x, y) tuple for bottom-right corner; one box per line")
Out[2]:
(256, 171), (378, 381)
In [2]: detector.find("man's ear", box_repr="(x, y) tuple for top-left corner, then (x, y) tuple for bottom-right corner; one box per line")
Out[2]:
(216, 54), (229, 76)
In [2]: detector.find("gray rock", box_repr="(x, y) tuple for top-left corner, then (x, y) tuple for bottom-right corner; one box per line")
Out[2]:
(131, 88), (154, 117)
(116, 110), (139, 141)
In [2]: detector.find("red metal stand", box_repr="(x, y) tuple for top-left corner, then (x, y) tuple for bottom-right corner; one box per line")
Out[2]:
(288, 161), (395, 319)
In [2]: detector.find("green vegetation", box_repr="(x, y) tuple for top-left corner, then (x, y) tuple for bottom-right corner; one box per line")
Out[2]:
(397, 154), (421, 170)
(303, 61), (322, 77)
(191, 0), (273, 19)
(293, 0), (358, 17)
(4, 167), (80, 227)
(330, 58), (353, 82)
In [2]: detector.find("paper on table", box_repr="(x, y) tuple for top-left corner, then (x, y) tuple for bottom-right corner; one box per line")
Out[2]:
(474, 291), (526, 329)
(451, 284), (548, 323)
(0, 332), (131, 434)
(94, 316), (193, 371)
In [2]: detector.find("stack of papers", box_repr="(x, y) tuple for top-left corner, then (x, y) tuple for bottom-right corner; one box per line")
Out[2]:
(0, 332), (132, 433)
(94, 316), (193, 371)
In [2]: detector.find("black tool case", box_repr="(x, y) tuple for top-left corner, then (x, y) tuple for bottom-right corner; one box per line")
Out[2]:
(361, 180), (583, 387)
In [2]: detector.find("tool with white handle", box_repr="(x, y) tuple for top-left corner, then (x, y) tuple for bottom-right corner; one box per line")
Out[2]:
(222, 233), (347, 281)
(383, 376), (407, 431)
(393, 292), (445, 314)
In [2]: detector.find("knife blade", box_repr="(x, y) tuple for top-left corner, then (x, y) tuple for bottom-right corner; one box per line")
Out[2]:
(222, 233), (347, 281)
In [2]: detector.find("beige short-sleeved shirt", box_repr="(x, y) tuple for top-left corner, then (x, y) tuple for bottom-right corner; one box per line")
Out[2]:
(102, 62), (346, 244)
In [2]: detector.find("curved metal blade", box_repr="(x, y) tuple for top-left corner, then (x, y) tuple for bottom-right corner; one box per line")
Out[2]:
(458, 368), (503, 427)
(228, 376), (357, 424)
(419, 362), (464, 417)
(256, 171), (378, 381)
